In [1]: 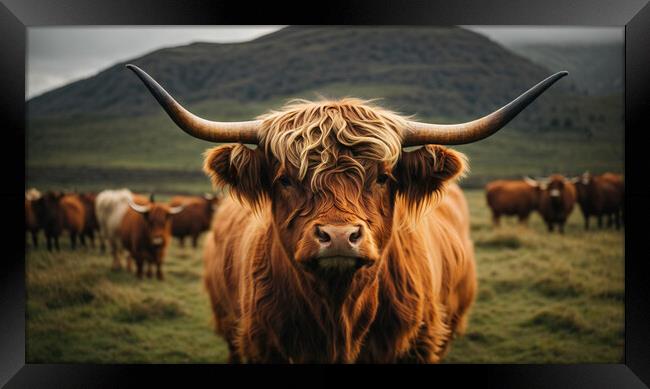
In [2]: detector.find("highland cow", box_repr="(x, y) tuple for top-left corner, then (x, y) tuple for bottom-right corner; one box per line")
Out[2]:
(128, 64), (567, 363)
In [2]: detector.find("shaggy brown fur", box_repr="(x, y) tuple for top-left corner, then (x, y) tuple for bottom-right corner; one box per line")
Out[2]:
(202, 99), (476, 363)
(485, 180), (540, 226)
(537, 174), (577, 234)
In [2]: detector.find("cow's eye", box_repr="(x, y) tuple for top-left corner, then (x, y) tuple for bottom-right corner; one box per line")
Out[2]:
(278, 175), (291, 187)
(377, 173), (389, 185)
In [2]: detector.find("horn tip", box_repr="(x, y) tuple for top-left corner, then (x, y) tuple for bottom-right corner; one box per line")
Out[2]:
(125, 64), (141, 74)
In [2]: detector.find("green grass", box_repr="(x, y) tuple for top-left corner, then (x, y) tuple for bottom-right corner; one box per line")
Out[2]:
(443, 190), (624, 363)
(25, 189), (624, 363)
(27, 85), (623, 193)
(26, 238), (228, 363)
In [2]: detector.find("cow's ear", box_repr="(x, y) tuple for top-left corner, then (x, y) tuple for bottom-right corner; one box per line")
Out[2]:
(395, 145), (468, 210)
(203, 144), (269, 210)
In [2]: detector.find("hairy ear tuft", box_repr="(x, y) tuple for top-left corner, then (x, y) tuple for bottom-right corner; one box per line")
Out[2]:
(396, 145), (468, 216)
(203, 145), (268, 211)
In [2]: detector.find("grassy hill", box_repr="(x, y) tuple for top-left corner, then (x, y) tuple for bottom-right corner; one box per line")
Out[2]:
(26, 26), (624, 193)
(28, 26), (577, 122)
(508, 42), (623, 96)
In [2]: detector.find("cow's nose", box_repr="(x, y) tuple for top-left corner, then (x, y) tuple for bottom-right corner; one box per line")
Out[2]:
(314, 224), (363, 250)
(152, 236), (164, 246)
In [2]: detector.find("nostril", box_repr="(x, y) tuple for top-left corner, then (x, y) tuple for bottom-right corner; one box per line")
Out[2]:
(348, 226), (362, 244)
(315, 225), (331, 243)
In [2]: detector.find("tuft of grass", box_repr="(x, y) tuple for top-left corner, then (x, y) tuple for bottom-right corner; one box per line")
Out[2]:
(473, 227), (532, 250)
(28, 267), (98, 309)
(477, 287), (495, 302)
(525, 308), (592, 334)
(593, 288), (625, 302)
(532, 276), (584, 298)
(475, 233), (523, 249)
(114, 297), (185, 323)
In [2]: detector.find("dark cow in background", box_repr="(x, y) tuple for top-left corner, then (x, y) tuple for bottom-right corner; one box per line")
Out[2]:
(572, 172), (624, 230)
(25, 188), (42, 248)
(32, 191), (65, 251)
(530, 175), (577, 233)
(169, 194), (220, 248)
(128, 64), (566, 362)
(119, 195), (184, 280)
(485, 179), (540, 226)
(78, 192), (100, 247)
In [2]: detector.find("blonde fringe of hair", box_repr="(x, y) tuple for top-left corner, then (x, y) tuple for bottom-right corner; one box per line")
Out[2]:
(258, 98), (406, 192)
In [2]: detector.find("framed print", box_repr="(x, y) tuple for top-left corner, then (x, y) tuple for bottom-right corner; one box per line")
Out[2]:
(2, 0), (650, 387)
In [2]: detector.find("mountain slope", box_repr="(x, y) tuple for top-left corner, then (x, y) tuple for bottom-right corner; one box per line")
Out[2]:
(26, 26), (623, 192)
(507, 42), (623, 96)
(28, 26), (577, 129)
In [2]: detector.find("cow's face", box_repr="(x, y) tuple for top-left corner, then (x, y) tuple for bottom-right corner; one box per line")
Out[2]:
(544, 176), (570, 206)
(203, 101), (466, 278)
(134, 205), (174, 249)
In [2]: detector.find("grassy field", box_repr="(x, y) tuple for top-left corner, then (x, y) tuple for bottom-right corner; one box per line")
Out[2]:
(25, 189), (624, 363)
(26, 89), (624, 193)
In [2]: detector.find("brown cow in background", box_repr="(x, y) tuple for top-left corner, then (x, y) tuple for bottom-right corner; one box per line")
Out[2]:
(531, 175), (577, 233)
(169, 194), (220, 248)
(485, 179), (540, 226)
(60, 194), (87, 249)
(602, 173), (625, 227)
(572, 172), (624, 230)
(119, 195), (184, 280)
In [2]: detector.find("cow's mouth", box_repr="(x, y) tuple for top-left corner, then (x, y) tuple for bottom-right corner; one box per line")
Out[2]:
(304, 256), (373, 272)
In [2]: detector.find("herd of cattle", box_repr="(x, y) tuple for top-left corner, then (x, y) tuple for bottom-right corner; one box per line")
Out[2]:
(25, 170), (624, 274)
(25, 188), (219, 279)
(486, 171), (624, 233)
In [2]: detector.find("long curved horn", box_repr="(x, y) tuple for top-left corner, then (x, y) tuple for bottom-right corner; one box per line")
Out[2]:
(126, 64), (261, 144)
(402, 71), (569, 146)
(129, 198), (151, 214)
(168, 205), (185, 215)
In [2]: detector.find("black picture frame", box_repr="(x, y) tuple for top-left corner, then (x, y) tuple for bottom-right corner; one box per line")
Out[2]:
(2, 0), (649, 387)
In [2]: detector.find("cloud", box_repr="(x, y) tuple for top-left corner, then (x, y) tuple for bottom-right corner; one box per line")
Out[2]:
(463, 26), (623, 46)
(27, 26), (284, 99)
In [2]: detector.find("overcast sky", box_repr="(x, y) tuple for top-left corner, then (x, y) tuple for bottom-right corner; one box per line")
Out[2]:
(27, 26), (622, 100)
(27, 26), (283, 99)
